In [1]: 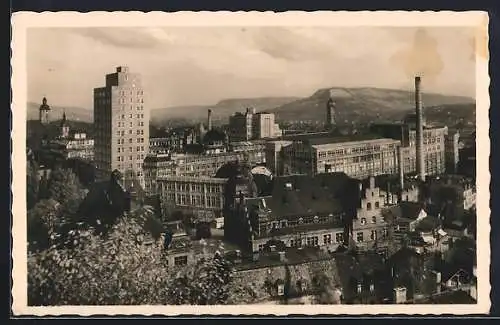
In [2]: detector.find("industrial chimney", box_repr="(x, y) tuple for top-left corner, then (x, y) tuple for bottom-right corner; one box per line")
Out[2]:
(415, 76), (425, 182)
(207, 109), (213, 131)
(398, 145), (404, 193)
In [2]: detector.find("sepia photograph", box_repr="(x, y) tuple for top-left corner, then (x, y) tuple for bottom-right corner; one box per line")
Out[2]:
(11, 11), (490, 315)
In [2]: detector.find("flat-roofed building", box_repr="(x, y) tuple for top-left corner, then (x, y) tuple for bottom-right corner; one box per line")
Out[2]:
(143, 148), (266, 195)
(281, 134), (401, 179)
(370, 122), (448, 176)
(158, 176), (227, 221)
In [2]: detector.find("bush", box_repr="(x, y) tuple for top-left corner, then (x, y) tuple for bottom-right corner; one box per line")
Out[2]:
(28, 206), (239, 305)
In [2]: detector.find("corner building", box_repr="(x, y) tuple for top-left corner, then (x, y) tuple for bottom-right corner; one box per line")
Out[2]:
(94, 66), (149, 187)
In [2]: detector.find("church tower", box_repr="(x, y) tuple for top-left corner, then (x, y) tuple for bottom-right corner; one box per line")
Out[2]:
(326, 96), (336, 130)
(60, 110), (70, 138)
(39, 97), (51, 125)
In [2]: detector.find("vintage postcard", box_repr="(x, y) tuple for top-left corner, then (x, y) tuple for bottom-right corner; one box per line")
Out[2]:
(11, 11), (490, 315)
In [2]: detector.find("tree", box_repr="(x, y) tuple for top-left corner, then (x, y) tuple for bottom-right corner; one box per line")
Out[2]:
(46, 168), (85, 210)
(27, 159), (40, 210)
(165, 251), (233, 305)
(27, 199), (62, 252)
(28, 205), (238, 306)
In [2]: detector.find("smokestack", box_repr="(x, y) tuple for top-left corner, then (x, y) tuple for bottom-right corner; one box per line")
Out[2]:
(207, 109), (213, 131)
(398, 146), (404, 193)
(415, 76), (425, 182)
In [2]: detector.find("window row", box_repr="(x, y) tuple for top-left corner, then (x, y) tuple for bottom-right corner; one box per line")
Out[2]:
(116, 155), (145, 162)
(116, 138), (145, 144)
(117, 146), (145, 153)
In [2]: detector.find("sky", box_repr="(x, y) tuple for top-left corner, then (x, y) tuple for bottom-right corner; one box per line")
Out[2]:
(27, 26), (476, 109)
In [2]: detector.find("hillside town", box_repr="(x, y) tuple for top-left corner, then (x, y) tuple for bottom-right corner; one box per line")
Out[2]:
(26, 66), (477, 306)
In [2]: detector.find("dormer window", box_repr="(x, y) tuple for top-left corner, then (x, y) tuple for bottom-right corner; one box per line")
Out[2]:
(298, 217), (304, 224)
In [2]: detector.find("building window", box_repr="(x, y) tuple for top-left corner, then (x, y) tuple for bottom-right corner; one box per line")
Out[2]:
(375, 201), (380, 208)
(335, 232), (343, 243)
(360, 218), (367, 225)
(174, 255), (188, 266)
(370, 230), (377, 240)
(323, 234), (332, 245)
(357, 232), (364, 243)
(370, 283), (375, 293)
(382, 228), (388, 239)
(258, 244), (264, 251)
(367, 202), (372, 211)
(371, 216), (377, 224)
(357, 283), (362, 294)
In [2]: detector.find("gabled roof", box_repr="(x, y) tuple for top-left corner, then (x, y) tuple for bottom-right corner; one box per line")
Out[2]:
(246, 172), (359, 220)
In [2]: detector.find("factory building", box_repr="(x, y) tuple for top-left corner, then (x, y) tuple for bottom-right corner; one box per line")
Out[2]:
(280, 133), (401, 179)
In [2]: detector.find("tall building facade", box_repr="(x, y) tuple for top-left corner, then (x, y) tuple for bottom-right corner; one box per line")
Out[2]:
(252, 112), (276, 139)
(370, 123), (447, 176)
(93, 66), (149, 186)
(445, 130), (460, 174)
(229, 108), (281, 141)
(280, 134), (401, 179)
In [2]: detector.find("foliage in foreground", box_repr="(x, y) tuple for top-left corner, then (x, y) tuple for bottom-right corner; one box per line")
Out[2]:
(28, 206), (241, 306)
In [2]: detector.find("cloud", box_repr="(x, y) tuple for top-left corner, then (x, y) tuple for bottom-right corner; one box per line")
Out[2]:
(74, 28), (163, 49)
(26, 26), (475, 108)
(252, 27), (334, 61)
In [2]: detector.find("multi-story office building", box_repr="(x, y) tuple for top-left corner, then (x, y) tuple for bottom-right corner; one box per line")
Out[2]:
(280, 134), (401, 179)
(229, 108), (254, 141)
(445, 130), (460, 174)
(370, 122), (447, 177)
(158, 176), (227, 221)
(229, 108), (282, 141)
(93, 66), (149, 186)
(252, 112), (280, 139)
(265, 140), (293, 176)
(143, 149), (266, 195)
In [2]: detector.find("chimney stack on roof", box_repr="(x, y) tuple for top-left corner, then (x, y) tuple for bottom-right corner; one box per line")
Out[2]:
(415, 76), (425, 182)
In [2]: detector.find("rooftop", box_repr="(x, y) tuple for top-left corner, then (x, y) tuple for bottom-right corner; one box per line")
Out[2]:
(308, 134), (397, 146)
(246, 173), (361, 220)
(418, 289), (476, 304)
(234, 247), (332, 271)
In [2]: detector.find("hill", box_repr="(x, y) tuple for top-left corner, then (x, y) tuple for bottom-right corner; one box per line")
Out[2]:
(150, 97), (300, 126)
(27, 102), (93, 123)
(270, 87), (475, 124)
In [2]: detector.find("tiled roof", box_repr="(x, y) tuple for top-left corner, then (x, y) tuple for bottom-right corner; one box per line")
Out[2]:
(420, 289), (476, 304)
(246, 173), (360, 220)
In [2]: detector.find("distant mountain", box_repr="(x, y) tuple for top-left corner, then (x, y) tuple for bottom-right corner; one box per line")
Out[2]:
(27, 102), (92, 123)
(270, 87), (475, 124)
(150, 97), (300, 125)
